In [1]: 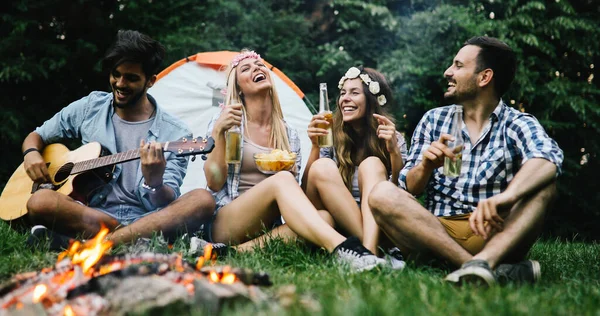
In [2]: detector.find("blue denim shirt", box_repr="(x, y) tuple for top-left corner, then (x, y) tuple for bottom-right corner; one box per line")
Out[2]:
(35, 91), (192, 212)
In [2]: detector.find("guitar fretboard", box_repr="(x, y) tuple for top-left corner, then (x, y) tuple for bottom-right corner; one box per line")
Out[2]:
(70, 148), (144, 175)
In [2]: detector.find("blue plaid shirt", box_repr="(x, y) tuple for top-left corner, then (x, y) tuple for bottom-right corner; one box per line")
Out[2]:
(399, 102), (563, 217)
(206, 112), (302, 210)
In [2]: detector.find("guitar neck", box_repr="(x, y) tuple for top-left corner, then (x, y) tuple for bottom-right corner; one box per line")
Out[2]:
(71, 148), (144, 175)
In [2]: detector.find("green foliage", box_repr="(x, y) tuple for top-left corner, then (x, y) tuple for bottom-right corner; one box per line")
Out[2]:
(0, 0), (598, 237)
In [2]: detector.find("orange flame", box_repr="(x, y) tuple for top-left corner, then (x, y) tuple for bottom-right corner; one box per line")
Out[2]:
(58, 226), (113, 275)
(203, 244), (212, 262)
(209, 271), (219, 283)
(221, 273), (236, 284)
(64, 304), (76, 316)
(32, 284), (47, 303)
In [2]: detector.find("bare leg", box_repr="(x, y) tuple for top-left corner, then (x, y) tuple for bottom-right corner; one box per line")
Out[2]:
(234, 210), (335, 252)
(474, 182), (556, 268)
(211, 171), (345, 252)
(304, 158), (363, 239)
(368, 182), (472, 267)
(357, 157), (388, 254)
(108, 189), (215, 244)
(27, 189), (119, 237)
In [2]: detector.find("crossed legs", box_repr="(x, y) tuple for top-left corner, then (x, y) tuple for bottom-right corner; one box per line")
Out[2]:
(368, 181), (555, 268)
(26, 188), (215, 245)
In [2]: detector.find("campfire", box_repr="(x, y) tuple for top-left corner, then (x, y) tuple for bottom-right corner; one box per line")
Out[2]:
(0, 227), (271, 315)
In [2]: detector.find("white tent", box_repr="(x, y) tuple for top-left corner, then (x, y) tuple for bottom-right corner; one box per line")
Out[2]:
(148, 51), (315, 194)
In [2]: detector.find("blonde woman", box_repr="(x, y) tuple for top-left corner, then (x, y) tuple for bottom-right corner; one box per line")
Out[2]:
(202, 51), (386, 272)
(303, 67), (407, 269)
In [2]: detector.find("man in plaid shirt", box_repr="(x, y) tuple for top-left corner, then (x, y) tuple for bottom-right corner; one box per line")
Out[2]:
(368, 36), (563, 286)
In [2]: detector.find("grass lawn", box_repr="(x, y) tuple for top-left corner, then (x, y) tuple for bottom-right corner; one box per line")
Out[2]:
(1, 220), (599, 315)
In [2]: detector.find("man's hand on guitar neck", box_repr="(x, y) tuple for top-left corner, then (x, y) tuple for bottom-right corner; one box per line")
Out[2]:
(140, 140), (167, 187)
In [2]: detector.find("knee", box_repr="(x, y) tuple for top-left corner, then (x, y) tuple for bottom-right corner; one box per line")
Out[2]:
(308, 158), (338, 182)
(27, 189), (57, 219)
(271, 169), (299, 186)
(358, 156), (386, 175)
(182, 189), (215, 216)
(368, 182), (410, 220)
(317, 210), (335, 228)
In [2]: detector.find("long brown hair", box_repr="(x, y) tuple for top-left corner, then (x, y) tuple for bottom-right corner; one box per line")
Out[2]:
(223, 49), (290, 151)
(333, 67), (395, 189)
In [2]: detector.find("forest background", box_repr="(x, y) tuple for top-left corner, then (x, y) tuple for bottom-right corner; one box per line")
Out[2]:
(1, 0), (598, 239)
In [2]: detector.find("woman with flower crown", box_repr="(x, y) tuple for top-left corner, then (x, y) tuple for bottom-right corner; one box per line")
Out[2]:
(202, 51), (386, 272)
(302, 67), (407, 269)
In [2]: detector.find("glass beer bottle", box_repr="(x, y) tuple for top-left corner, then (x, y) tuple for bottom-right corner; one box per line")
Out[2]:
(225, 106), (242, 164)
(443, 106), (464, 177)
(317, 83), (333, 148)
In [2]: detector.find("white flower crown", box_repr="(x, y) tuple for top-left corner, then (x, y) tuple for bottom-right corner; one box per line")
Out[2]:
(338, 67), (387, 106)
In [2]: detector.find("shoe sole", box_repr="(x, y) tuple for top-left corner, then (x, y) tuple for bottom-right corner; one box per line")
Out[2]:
(529, 260), (541, 282)
(444, 266), (496, 287)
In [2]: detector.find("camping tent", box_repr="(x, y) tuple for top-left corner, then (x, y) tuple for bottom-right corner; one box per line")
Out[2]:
(148, 51), (316, 194)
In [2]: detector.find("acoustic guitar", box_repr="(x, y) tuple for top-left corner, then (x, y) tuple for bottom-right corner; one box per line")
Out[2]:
(0, 137), (214, 221)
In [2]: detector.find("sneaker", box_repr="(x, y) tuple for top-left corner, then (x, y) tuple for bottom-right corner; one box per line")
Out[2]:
(494, 260), (541, 285)
(189, 237), (234, 257)
(333, 237), (386, 272)
(444, 259), (496, 287)
(26, 225), (71, 251)
(386, 247), (406, 271)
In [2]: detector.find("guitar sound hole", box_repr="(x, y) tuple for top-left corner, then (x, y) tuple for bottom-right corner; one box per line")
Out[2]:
(55, 163), (74, 183)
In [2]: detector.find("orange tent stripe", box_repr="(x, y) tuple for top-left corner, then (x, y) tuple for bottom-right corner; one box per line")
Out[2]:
(156, 51), (304, 99)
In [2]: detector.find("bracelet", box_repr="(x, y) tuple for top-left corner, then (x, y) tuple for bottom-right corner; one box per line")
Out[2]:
(141, 182), (163, 193)
(23, 148), (40, 157)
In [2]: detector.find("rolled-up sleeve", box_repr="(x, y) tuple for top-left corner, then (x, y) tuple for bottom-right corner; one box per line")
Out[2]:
(35, 97), (89, 143)
(507, 114), (564, 176)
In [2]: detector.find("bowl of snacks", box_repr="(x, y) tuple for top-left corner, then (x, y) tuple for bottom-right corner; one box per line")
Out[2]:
(254, 149), (297, 174)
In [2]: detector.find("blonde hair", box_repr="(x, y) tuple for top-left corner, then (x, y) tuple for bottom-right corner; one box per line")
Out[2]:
(223, 50), (290, 151)
(333, 67), (395, 189)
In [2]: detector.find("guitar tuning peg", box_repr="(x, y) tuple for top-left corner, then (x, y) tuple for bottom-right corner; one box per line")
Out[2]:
(201, 154), (208, 161)
(191, 155), (196, 162)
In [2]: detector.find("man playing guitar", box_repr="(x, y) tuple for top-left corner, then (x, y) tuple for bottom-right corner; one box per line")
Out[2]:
(20, 30), (215, 246)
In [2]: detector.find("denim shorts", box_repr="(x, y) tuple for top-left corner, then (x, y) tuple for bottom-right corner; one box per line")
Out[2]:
(96, 204), (158, 226)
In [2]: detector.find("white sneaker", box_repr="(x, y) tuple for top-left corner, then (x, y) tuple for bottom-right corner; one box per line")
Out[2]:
(333, 237), (386, 272)
(386, 247), (406, 271)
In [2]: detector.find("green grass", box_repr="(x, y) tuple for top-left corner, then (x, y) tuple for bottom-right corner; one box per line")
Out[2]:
(1, 221), (599, 315)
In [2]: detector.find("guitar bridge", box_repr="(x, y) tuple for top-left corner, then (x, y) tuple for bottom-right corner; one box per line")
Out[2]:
(31, 182), (60, 194)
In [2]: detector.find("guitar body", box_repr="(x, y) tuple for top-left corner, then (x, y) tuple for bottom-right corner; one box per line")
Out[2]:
(0, 142), (113, 221)
(0, 136), (215, 222)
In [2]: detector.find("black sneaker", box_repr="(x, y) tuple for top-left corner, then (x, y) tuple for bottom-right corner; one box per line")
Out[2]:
(386, 247), (407, 271)
(444, 259), (496, 287)
(494, 260), (541, 285)
(26, 225), (72, 251)
(333, 237), (386, 272)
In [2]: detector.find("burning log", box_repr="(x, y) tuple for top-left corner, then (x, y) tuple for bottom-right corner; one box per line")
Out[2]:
(1, 227), (272, 315)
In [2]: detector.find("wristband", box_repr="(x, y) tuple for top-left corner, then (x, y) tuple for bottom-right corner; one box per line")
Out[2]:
(23, 148), (40, 157)
(141, 182), (163, 193)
